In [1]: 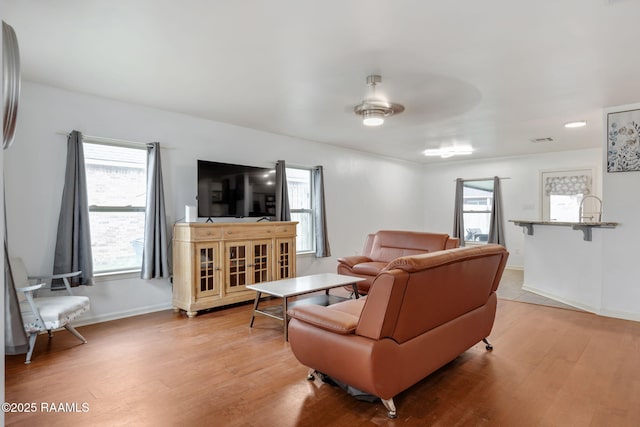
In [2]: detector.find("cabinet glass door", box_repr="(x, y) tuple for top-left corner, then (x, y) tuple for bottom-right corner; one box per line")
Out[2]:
(227, 243), (247, 292)
(196, 244), (219, 298)
(252, 240), (271, 284)
(275, 239), (295, 280)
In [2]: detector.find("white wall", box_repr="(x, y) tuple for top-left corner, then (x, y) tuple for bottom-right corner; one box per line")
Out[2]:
(11, 82), (636, 324)
(4, 82), (426, 325)
(601, 103), (640, 321)
(421, 124), (640, 321)
(422, 148), (602, 268)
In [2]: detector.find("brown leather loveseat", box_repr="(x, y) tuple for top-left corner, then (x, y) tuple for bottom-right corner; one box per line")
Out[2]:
(288, 244), (509, 418)
(337, 230), (460, 295)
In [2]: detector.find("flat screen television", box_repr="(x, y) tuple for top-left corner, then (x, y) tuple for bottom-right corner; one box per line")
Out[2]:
(197, 160), (277, 218)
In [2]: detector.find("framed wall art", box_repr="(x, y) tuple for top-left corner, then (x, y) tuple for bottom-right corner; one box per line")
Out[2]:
(607, 108), (640, 172)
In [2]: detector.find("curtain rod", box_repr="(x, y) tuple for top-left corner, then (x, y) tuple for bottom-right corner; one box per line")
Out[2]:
(454, 177), (511, 182)
(56, 131), (173, 149)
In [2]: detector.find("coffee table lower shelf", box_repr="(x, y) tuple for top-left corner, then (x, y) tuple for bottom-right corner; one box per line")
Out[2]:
(246, 273), (365, 341)
(252, 294), (351, 321)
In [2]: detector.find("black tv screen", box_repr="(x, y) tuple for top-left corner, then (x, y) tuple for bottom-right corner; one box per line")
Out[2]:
(197, 160), (277, 218)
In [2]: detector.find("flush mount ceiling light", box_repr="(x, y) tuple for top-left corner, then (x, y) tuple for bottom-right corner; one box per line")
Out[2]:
(422, 146), (474, 158)
(354, 75), (405, 126)
(564, 120), (587, 128)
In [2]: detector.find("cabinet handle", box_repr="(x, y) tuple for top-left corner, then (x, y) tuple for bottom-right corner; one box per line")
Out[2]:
(215, 267), (221, 271)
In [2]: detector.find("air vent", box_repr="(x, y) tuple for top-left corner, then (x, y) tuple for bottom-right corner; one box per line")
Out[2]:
(530, 137), (554, 143)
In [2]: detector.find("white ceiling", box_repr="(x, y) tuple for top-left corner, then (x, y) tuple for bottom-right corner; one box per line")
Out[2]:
(4, 0), (640, 163)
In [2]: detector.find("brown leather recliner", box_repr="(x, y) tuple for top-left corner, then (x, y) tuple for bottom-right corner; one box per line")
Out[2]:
(337, 230), (460, 295)
(288, 244), (509, 418)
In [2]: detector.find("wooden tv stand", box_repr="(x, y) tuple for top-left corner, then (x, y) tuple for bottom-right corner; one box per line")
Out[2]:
(172, 221), (297, 317)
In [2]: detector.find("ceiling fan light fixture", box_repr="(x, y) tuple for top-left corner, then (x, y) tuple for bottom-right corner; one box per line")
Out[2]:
(363, 110), (385, 126)
(354, 75), (404, 126)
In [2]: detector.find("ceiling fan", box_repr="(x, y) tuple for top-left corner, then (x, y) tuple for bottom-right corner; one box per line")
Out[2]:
(353, 75), (405, 126)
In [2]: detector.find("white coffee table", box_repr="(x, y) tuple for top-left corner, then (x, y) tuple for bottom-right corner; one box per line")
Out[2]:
(247, 273), (365, 340)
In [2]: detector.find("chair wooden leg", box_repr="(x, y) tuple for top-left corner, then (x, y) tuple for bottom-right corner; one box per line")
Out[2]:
(25, 333), (37, 364)
(64, 324), (87, 344)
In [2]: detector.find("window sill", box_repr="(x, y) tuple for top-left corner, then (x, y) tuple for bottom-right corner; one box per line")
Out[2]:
(296, 251), (316, 256)
(93, 270), (141, 282)
(463, 241), (488, 246)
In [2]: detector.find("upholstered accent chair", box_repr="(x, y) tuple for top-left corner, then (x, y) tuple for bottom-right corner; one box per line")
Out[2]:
(10, 258), (90, 364)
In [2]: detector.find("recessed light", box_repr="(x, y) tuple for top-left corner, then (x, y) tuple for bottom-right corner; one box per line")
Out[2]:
(564, 121), (587, 128)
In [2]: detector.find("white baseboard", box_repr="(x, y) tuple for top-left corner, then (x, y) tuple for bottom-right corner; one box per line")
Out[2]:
(597, 308), (640, 322)
(72, 303), (174, 327)
(522, 283), (640, 322)
(522, 283), (596, 313)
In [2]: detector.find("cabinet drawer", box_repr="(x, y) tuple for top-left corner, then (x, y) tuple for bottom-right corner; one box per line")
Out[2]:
(273, 224), (297, 236)
(224, 226), (273, 239)
(193, 227), (223, 241)
(224, 224), (296, 239)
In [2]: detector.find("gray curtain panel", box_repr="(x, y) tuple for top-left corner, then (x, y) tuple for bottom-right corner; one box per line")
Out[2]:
(5, 236), (28, 355)
(275, 160), (291, 221)
(313, 166), (331, 257)
(53, 130), (94, 286)
(141, 142), (170, 279)
(488, 176), (506, 246)
(453, 178), (465, 247)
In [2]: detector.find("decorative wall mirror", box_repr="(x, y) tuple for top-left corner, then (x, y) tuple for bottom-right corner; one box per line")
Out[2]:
(3, 21), (21, 150)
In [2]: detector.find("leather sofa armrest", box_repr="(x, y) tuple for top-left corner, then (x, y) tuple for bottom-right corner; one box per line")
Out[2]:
(288, 305), (359, 335)
(337, 255), (372, 268)
(446, 237), (460, 249)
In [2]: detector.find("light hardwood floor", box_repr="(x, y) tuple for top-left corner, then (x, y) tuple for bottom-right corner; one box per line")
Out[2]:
(5, 292), (640, 426)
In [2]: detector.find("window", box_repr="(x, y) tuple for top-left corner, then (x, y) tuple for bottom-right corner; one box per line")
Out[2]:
(462, 179), (494, 243)
(541, 169), (593, 222)
(84, 142), (147, 273)
(286, 167), (315, 253)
